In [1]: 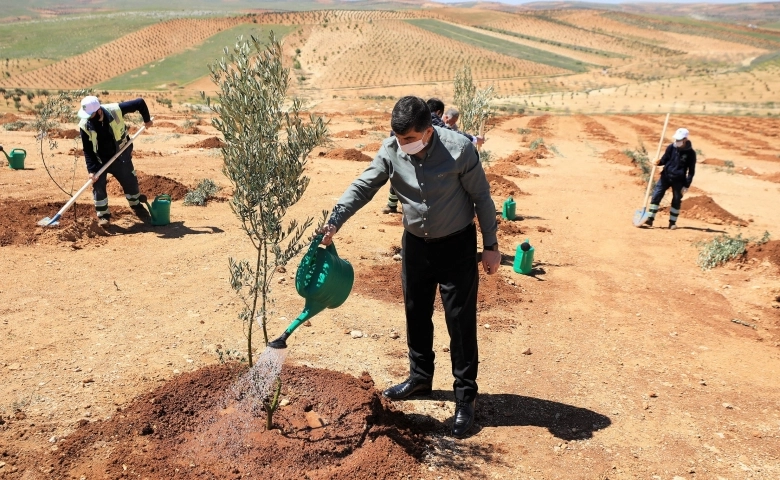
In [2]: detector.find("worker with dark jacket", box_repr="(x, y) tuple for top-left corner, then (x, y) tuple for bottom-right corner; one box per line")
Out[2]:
(78, 95), (153, 226)
(643, 128), (696, 230)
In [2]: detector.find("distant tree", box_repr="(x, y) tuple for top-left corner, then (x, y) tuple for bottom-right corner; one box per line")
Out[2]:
(453, 64), (494, 135)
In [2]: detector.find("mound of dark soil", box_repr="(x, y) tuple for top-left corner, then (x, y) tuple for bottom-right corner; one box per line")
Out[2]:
(744, 240), (780, 269)
(602, 149), (633, 167)
(486, 173), (524, 199)
(50, 128), (80, 139)
(154, 121), (179, 128)
(499, 148), (548, 167)
(186, 136), (225, 149)
(47, 363), (428, 480)
(320, 148), (372, 162)
(486, 162), (536, 178)
(361, 142), (383, 152)
(677, 195), (747, 226)
(0, 113), (21, 124)
(107, 171), (189, 201)
(332, 129), (368, 138)
(174, 126), (204, 135)
(760, 172), (780, 183)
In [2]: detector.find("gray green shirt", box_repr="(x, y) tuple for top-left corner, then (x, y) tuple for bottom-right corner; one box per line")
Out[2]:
(329, 126), (498, 247)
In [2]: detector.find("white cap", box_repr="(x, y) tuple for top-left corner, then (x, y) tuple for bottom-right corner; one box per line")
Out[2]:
(673, 128), (689, 141)
(78, 96), (101, 119)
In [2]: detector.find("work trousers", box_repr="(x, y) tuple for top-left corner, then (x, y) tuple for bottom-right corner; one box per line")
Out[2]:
(91, 145), (141, 218)
(401, 223), (479, 402)
(648, 176), (684, 223)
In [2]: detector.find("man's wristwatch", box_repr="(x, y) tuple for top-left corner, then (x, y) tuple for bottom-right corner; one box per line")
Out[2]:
(484, 243), (499, 251)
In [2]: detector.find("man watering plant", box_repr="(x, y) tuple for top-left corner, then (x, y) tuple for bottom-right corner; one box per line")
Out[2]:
(642, 127), (697, 230)
(321, 96), (499, 438)
(77, 95), (153, 226)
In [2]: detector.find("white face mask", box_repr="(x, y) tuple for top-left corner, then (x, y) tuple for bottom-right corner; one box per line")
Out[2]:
(674, 139), (685, 148)
(397, 130), (430, 155)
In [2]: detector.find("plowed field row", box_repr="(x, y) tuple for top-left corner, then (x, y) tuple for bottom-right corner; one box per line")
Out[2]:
(557, 11), (762, 57)
(2, 18), (248, 89)
(300, 20), (565, 90)
(575, 115), (622, 144)
(478, 15), (644, 58)
(675, 116), (779, 153)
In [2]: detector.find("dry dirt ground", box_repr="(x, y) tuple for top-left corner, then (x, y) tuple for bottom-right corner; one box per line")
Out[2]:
(1, 110), (780, 479)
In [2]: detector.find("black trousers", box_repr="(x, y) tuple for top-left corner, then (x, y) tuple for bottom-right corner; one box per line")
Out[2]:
(91, 144), (140, 217)
(401, 223), (479, 402)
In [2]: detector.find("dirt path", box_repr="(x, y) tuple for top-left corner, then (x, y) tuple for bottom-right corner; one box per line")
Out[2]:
(1, 112), (779, 479)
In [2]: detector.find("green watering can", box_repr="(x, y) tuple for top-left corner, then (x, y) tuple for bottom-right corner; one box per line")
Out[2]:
(141, 194), (171, 226)
(513, 239), (535, 275)
(269, 234), (354, 349)
(1, 146), (26, 170)
(502, 196), (516, 220)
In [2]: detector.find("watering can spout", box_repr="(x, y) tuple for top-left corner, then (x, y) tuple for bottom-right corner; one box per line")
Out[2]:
(268, 301), (326, 349)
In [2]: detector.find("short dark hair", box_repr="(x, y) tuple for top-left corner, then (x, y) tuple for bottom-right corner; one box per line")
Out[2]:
(426, 98), (445, 115)
(391, 96), (431, 134)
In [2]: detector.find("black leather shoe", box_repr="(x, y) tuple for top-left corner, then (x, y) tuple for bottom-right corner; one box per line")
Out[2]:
(382, 378), (432, 400)
(452, 398), (476, 438)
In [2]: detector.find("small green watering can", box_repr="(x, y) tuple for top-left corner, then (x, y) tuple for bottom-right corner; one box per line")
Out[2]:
(502, 196), (516, 220)
(513, 239), (535, 275)
(141, 194), (171, 226)
(1, 146), (26, 170)
(269, 234), (354, 349)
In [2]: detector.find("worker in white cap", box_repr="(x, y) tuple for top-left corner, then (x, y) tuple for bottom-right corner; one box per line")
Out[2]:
(643, 127), (697, 230)
(78, 96), (153, 226)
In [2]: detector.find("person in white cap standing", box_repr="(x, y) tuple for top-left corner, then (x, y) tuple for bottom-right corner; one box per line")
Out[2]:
(643, 127), (697, 230)
(78, 95), (153, 226)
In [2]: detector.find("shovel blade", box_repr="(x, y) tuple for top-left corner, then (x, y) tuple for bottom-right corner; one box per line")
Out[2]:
(38, 215), (60, 227)
(632, 208), (648, 227)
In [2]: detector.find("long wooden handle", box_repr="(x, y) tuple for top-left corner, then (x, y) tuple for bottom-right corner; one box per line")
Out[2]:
(51, 124), (148, 219)
(641, 113), (670, 210)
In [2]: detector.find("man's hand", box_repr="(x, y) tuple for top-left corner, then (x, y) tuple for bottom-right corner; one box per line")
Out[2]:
(89, 173), (99, 183)
(144, 120), (153, 129)
(654, 158), (662, 166)
(319, 223), (338, 246)
(475, 135), (485, 147)
(681, 187), (688, 197)
(481, 249), (500, 275)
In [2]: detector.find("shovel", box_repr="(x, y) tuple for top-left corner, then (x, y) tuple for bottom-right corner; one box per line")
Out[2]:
(38, 123), (149, 227)
(633, 113), (670, 227)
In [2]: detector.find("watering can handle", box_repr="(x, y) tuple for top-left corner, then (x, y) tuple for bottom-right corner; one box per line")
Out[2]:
(311, 233), (338, 256)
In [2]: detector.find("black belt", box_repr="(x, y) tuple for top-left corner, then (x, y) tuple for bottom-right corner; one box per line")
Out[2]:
(419, 223), (474, 243)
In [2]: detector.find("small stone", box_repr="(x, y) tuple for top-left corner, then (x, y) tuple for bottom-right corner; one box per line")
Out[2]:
(279, 398), (290, 407)
(343, 329), (351, 334)
(82, 378), (94, 384)
(276, 266), (286, 273)
(173, 369), (181, 374)
(649, 392), (658, 398)
(304, 320), (312, 327)
(278, 277), (286, 284)
(642, 402), (649, 410)
(699, 380), (707, 386)
(389, 332), (400, 339)
(378, 228), (385, 233)
(392, 254), (402, 261)
(723, 403), (733, 409)
(361, 225), (367, 229)
(443, 347), (450, 352)
(350, 330), (363, 339)
(48, 436), (57, 443)
(7, 364), (21, 371)
(484, 324), (491, 329)
(670, 332), (678, 337)
(521, 347), (532, 355)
